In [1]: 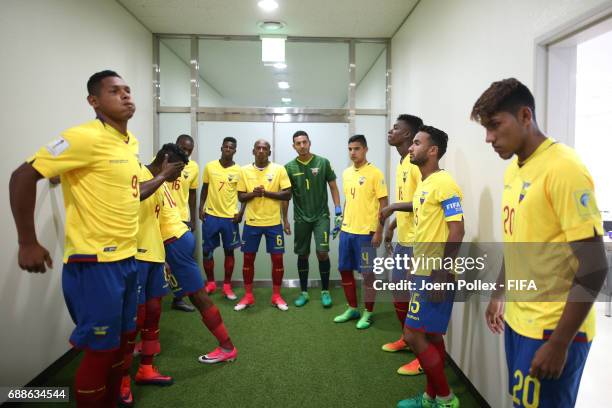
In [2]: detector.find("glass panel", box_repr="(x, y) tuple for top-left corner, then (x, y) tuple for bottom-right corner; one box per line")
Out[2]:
(355, 43), (387, 109)
(198, 39), (349, 108)
(159, 113), (191, 147)
(354, 115), (388, 173)
(159, 39), (191, 107)
(275, 122), (350, 278)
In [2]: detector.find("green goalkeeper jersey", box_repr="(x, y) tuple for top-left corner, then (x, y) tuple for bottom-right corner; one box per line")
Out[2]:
(285, 154), (336, 223)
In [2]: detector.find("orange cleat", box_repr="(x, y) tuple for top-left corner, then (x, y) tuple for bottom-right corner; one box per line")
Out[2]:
(134, 365), (173, 386)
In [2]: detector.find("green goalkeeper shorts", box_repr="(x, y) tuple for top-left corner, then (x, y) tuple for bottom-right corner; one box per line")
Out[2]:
(294, 217), (330, 255)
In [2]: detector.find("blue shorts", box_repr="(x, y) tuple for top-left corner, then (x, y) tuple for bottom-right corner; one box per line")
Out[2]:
(504, 323), (591, 408)
(62, 258), (138, 351)
(202, 214), (241, 253)
(164, 231), (206, 297)
(136, 260), (170, 304)
(241, 224), (285, 254)
(404, 275), (455, 334)
(392, 244), (413, 282)
(338, 231), (374, 272)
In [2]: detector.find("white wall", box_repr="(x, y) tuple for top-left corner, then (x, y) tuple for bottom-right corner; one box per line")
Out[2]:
(390, 0), (611, 407)
(355, 49), (387, 109)
(0, 0), (153, 390)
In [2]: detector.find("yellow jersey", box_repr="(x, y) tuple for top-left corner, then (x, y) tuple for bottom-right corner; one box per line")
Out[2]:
(502, 138), (602, 341)
(412, 170), (464, 276)
(30, 119), (140, 263)
(237, 162), (292, 227)
(166, 159), (199, 222)
(136, 166), (165, 263)
(202, 160), (241, 218)
(395, 157), (421, 245)
(341, 163), (388, 235)
(159, 183), (189, 242)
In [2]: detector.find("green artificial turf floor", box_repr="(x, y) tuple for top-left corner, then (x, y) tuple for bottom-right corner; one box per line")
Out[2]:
(22, 287), (482, 408)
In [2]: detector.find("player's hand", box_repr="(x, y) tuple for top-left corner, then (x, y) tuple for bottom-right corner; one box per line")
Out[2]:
(379, 205), (394, 223)
(160, 154), (185, 182)
(18, 242), (53, 273)
(199, 207), (207, 222)
(232, 213), (242, 224)
(485, 298), (505, 334)
(371, 231), (382, 248)
(186, 220), (194, 231)
(384, 229), (394, 256)
(428, 269), (452, 303)
(283, 219), (291, 235)
(253, 186), (265, 197)
(529, 340), (569, 380)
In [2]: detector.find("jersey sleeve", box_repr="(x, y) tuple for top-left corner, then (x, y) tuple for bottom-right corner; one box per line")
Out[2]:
(279, 166), (292, 190)
(190, 162), (199, 189)
(29, 128), (95, 178)
(237, 167), (247, 192)
(547, 160), (603, 241)
(374, 169), (388, 199)
(325, 159), (337, 182)
(202, 163), (210, 184)
(436, 178), (464, 222)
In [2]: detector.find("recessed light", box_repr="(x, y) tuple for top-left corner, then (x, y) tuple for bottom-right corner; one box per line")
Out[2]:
(281, 97), (292, 103)
(258, 0), (278, 12)
(257, 21), (285, 31)
(273, 62), (287, 69)
(278, 81), (290, 89)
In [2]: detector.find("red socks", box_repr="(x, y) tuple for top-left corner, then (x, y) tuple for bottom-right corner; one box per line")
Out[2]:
(417, 343), (450, 398)
(243, 252), (256, 295)
(140, 297), (162, 365)
(224, 255), (234, 284)
(363, 273), (376, 312)
(271, 253), (284, 295)
(75, 350), (115, 407)
(393, 301), (409, 327)
(200, 304), (233, 350)
(203, 258), (215, 283)
(340, 270), (358, 308)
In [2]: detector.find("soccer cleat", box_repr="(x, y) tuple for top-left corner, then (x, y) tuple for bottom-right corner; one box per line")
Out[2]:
(134, 365), (173, 386)
(382, 338), (411, 352)
(205, 281), (217, 295)
(320, 291), (332, 308)
(397, 358), (424, 376)
(356, 310), (373, 329)
(118, 375), (133, 407)
(294, 292), (309, 307)
(396, 393), (436, 408)
(271, 294), (289, 311)
(171, 298), (195, 312)
(234, 294), (255, 311)
(436, 395), (460, 408)
(223, 284), (237, 300)
(333, 307), (360, 323)
(198, 346), (238, 364)
(133, 340), (161, 357)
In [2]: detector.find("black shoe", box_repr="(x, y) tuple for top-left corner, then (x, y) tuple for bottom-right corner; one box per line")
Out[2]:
(171, 299), (195, 312)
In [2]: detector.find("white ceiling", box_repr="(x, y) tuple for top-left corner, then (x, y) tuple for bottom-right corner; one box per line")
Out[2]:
(118, 0), (418, 38)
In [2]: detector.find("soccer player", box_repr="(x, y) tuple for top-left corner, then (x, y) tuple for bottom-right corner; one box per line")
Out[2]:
(152, 143), (238, 365)
(168, 134), (199, 311)
(397, 126), (464, 408)
(379, 114), (425, 376)
(199, 137), (242, 300)
(9, 70), (181, 407)
(282, 130), (341, 308)
(472, 78), (607, 408)
(334, 134), (388, 329)
(234, 139), (292, 311)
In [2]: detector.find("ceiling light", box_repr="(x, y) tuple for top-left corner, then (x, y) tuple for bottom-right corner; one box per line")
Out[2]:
(278, 81), (290, 89)
(261, 36), (286, 62)
(258, 0), (278, 12)
(281, 97), (292, 103)
(257, 21), (285, 31)
(273, 62), (287, 69)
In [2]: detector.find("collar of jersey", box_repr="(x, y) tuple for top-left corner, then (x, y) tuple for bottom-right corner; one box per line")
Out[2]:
(352, 162), (369, 171)
(517, 137), (555, 167)
(297, 155), (315, 165)
(96, 117), (130, 144)
(253, 162), (271, 171)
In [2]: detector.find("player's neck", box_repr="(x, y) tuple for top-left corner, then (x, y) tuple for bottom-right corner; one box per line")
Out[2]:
(352, 159), (367, 169)
(419, 162), (440, 180)
(396, 141), (411, 160)
(254, 160), (269, 169)
(96, 113), (128, 136)
(219, 157), (234, 167)
(517, 130), (547, 164)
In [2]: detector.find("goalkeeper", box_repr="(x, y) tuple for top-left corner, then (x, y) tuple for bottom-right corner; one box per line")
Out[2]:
(282, 131), (342, 308)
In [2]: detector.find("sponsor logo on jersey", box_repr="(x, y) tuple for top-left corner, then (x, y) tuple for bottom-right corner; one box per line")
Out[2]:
(93, 326), (109, 336)
(103, 246), (117, 252)
(46, 137), (70, 156)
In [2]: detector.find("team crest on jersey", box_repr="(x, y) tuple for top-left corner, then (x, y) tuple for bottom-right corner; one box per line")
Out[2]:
(183, 171), (189, 179)
(519, 181), (531, 203)
(358, 176), (366, 185)
(419, 191), (428, 204)
(228, 174), (235, 182)
(266, 174), (273, 182)
(311, 168), (319, 176)
(402, 171), (408, 183)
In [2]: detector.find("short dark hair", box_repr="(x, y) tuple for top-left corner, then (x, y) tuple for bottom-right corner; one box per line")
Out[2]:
(397, 114), (423, 136)
(87, 70), (121, 96)
(222, 137), (237, 146)
(155, 143), (189, 165)
(471, 78), (536, 123)
(348, 134), (367, 147)
(419, 125), (448, 159)
(292, 130), (309, 142)
(176, 134), (194, 144)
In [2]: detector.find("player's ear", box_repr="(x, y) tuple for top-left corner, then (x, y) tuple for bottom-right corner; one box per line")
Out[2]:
(518, 106), (533, 126)
(87, 94), (99, 109)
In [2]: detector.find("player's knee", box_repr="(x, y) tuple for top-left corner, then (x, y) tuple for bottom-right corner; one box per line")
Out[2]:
(224, 249), (234, 257)
(190, 289), (212, 310)
(203, 251), (213, 260)
(315, 252), (329, 261)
